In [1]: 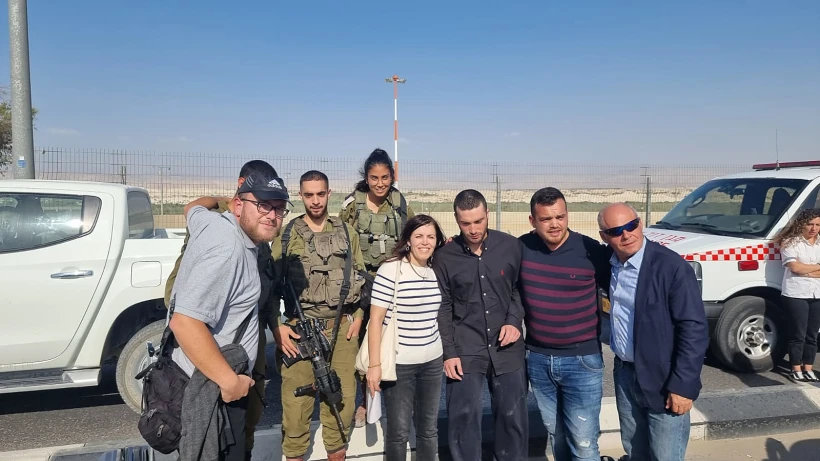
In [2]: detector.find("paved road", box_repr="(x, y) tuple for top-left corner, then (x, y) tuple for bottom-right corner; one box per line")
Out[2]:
(0, 337), (809, 453)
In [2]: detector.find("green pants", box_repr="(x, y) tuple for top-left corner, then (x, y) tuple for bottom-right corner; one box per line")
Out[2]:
(279, 317), (359, 458)
(245, 323), (267, 451)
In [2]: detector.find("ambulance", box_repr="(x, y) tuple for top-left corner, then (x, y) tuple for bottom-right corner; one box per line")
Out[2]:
(640, 161), (820, 373)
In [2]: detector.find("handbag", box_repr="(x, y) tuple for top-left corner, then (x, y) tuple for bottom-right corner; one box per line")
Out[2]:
(355, 260), (401, 381)
(135, 298), (253, 454)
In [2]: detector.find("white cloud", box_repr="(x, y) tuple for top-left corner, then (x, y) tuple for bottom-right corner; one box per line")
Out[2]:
(504, 131), (521, 138)
(48, 127), (80, 136)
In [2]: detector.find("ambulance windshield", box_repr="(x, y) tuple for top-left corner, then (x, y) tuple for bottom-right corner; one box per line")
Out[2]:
(651, 178), (810, 238)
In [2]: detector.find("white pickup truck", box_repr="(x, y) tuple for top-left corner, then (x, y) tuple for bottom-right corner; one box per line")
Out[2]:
(0, 179), (186, 412)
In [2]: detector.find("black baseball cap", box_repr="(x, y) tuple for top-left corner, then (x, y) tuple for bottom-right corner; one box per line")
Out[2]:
(237, 172), (291, 203)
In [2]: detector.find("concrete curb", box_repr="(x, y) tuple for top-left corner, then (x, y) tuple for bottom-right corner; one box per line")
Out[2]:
(7, 383), (820, 460)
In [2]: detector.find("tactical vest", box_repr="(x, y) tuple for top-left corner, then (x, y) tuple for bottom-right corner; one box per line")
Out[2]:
(349, 189), (408, 270)
(281, 216), (363, 317)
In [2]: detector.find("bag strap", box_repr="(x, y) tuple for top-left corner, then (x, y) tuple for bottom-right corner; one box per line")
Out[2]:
(232, 309), (255, 345)
(388, 260), (402, 324)
(153, 295), (178, 359)
(160, 293), (253, 352)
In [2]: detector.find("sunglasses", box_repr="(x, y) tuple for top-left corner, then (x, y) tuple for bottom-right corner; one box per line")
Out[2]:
(601, 217), (640, 237)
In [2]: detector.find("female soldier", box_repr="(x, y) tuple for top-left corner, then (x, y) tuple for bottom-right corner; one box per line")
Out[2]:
(340, 148), (414, 426)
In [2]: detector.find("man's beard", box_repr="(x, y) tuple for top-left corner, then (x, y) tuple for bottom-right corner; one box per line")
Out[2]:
(306, 206), (327, 220)
(240, 213), (277, 244)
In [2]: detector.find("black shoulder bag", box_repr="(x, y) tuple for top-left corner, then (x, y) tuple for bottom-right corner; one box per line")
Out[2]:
(135, 299), (254, 454)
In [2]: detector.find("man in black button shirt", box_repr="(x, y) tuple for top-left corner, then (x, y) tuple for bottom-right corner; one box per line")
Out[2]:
(433, 189), (528, 461)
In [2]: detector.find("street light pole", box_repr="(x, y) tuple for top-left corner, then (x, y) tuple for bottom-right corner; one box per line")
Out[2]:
(8, 0), (35, 179)
(385, 75), (406, 187)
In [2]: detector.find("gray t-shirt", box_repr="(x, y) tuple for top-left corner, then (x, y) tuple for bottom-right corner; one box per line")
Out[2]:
(171, 206), (261, 377)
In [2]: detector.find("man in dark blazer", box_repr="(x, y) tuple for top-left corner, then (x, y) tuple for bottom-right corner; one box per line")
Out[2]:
(597, 203), (709, 461)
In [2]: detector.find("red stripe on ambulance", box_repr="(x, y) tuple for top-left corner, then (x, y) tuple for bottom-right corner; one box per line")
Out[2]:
(683, 243), (781, 262)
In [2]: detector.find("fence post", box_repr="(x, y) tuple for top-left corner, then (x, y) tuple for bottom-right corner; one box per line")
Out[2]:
(495, 169), (501, 231)
(645, 175), (652, 225)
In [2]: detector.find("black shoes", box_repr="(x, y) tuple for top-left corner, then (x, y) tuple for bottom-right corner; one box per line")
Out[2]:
(788, 370), (819, 383)
(789, 370), (806, 382)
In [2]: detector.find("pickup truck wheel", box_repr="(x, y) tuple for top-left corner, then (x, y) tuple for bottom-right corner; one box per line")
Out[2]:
(116, 320), (166, 414)
(711, 296), (786, 373)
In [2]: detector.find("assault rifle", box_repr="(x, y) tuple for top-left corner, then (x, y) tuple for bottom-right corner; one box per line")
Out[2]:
(282, 278), (347, 443)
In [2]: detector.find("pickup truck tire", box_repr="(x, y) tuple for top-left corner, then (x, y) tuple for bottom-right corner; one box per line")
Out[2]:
(711, 295), (787, 373)
(116, 320), (166, 414)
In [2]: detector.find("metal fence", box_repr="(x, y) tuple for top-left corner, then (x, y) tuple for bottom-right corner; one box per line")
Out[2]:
(1, 147), (750, 238)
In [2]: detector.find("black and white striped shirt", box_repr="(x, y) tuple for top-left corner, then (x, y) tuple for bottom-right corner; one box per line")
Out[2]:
(371, 259), (443, 364)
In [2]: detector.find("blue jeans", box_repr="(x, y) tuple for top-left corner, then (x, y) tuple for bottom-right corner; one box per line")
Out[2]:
(381, 356), (443, 461)
(614, 357), (690, 461)
(527, 350), (603, 461)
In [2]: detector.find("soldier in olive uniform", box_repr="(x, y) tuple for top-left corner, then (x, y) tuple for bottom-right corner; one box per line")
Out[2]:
(165, 160), (279, 461)
(339, 148), (414, 426)
(272, 170), (366, 461)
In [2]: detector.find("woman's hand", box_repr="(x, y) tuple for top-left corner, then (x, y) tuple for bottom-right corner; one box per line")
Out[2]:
(366, 366), (382, 397)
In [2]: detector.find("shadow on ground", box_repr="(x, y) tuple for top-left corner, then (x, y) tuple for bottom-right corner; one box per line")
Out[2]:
(763, 437), (820, 461)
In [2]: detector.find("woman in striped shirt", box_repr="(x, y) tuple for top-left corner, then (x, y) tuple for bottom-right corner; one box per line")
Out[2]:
(365, 214), (446, 461)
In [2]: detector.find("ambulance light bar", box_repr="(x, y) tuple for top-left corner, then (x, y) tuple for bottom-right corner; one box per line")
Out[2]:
(752, 161), (820, 171)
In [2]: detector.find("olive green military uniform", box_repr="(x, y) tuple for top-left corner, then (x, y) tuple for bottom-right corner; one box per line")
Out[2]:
(338, 188), (414, 408)
(270, 215), (366, 458)
(338, 188), (414, 276)
(164, 201), (275, 454)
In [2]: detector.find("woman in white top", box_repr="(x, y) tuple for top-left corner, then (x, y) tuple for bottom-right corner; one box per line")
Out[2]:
(773, 208), (820, 382)
(365, 214), (446, 461)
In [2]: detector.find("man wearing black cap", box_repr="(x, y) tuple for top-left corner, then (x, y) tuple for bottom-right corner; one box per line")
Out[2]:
(167, 160), (283, 460)
(169, 169), (291, 461)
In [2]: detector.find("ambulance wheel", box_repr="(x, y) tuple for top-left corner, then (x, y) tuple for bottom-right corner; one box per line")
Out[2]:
(116, 320), (166, 414)
(711, 296), (787, 373)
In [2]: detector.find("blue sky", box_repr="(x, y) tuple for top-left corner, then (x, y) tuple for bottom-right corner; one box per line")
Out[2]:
(0, 1), (817, 164)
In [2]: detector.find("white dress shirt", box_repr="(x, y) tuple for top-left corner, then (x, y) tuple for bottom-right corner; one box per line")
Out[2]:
(781, 236), (820, 299)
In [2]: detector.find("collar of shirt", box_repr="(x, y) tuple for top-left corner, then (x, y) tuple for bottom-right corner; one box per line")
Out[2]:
(799, 236), (820, 247)
(458, 230), (492, 255)
(222, 210), (258, 250)
(609, 237), (647, 270)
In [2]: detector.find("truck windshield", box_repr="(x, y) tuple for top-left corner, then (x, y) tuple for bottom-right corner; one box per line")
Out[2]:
(650, 177), (809, 238)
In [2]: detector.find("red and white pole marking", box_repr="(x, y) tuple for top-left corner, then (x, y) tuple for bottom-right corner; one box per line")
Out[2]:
(385, 75), (406, 187)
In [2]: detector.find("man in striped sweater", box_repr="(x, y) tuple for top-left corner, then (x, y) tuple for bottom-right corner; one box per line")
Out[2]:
(518, 187), (611, 461)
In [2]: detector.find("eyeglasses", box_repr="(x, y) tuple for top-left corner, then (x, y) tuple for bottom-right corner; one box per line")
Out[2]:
(241, 199), (289, 218)
(601, 217), (640, 237)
